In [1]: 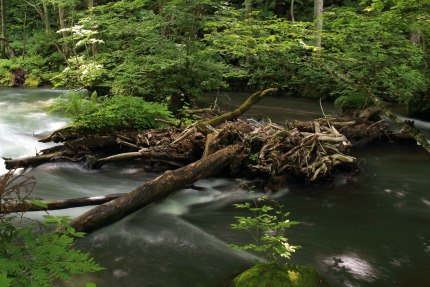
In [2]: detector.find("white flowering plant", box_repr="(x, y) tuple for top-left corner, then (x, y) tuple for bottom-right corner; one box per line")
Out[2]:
(51, 56), (107, 89)
(230, 189), (300, 263)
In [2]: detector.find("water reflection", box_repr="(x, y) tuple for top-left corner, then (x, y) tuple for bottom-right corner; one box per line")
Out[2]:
(324, 252), (379, 285)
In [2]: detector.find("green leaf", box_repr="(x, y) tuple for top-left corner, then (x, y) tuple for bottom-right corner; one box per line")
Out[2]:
(0, 273), (12, 287)
(29, 200), (48, 209)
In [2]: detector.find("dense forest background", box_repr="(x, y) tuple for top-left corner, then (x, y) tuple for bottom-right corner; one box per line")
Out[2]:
(0, 0), (429, 117)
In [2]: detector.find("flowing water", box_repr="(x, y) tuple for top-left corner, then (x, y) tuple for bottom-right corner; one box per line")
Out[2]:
(1, 88), (429, 287)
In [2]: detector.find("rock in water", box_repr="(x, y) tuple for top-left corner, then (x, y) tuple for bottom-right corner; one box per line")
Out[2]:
(231, 263), (330, 287)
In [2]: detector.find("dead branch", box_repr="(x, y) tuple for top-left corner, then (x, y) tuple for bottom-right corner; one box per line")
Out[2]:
(1, 193), (124, 213)
(204, 88), (278, 127)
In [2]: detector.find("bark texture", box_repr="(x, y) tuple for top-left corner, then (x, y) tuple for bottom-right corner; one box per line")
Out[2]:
(67, 144), (242, 233)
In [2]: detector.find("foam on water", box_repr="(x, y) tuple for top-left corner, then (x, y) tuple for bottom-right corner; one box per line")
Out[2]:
(0, 88), (68, 175)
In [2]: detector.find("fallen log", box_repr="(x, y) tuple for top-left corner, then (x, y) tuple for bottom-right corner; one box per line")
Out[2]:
(91, 152), (143, 169)
(3, 150), (73, 169)
(0, 193), (124, 213)
(67, 144), (243, 233)
(205, 88), (278, 127)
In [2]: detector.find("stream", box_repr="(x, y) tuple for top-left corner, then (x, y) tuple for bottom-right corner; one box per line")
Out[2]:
(1, 88), (429, 287)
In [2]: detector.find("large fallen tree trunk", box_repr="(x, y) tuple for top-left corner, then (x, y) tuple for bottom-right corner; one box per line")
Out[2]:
(67, 144), (243, 233)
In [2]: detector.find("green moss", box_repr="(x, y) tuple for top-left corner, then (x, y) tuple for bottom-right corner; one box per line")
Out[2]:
(232, 263), (330, 287)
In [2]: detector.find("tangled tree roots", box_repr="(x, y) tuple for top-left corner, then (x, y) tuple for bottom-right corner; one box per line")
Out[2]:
(5, 118), (359, 185)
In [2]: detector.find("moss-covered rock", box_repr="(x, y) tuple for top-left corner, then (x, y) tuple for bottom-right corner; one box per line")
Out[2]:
(232, 263), (330, 287)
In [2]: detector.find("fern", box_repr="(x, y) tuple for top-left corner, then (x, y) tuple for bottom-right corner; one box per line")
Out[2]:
(0, 171), (103, 287)
(0, 217), (104, 287)
(71, 95), (176, 133)
(46, 91), (98, 116)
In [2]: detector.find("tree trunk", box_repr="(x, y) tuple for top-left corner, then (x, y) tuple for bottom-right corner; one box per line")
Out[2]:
(88, 0), (98, 56)
(23, 8), (27, 58)
(313, 0), (323, 52)
(245, 0), (252, 18)
(1, 0), (6, 58)
(290, 0), (295, 22)
(58, 4), (69, 58)
(43, 2), (50, 34)
(67, 144), (242, 233)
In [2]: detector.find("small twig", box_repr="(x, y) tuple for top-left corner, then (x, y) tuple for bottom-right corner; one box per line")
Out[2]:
(172, 126), (197, 145)
(319, 98), (327, 118)
(369, 119), (385, 128)
(116, 138), (141, 150)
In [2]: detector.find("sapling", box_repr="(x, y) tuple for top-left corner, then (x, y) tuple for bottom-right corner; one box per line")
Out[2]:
(230, 185), (300, 263)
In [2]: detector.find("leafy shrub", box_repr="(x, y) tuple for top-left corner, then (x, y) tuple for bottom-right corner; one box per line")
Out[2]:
(15, 56), (48, 73)
(24, 74), (42, 87)
(0, 59), (14, 76)
(0, 216), (103, 287)
(334, 92), (368, 112)
(51, 57), (107, 90)
(72, 95), (175, 132)
(230, 187), (300, 264)
(0, 170), (103, 287)
(0, 59), (14, 86)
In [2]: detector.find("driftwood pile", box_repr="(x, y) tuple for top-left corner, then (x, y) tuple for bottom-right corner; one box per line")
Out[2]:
(5, 118), (358, 182)
(1, 89), (419, 233)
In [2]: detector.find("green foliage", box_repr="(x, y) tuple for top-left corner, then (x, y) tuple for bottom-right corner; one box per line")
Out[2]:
(321, 5), (429, 110)
(0, 56), (53, 87)
(232, 263), (330, 287)
(23, 74), (42, 87)
(45, 0), (229, 107)
(46, 91), (98, 116)
(205, 8), (315, 92)
(0, 59), (14, 86)
(0, 170), (102, 287)
(334, 92), (369, 111)
(0, 59), (14, 76)
(71, 95), (175, 132)
(1, 0), (429, 116)
(230, 187), (300, 264)
(51, 56), (107, 90)
(0, 217), (103, 287)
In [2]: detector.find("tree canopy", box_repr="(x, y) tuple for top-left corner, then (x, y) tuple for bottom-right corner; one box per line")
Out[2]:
(0, 0), (428, 116)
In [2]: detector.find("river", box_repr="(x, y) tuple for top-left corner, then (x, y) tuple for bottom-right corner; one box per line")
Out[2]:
(1, 88), (429, 287)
